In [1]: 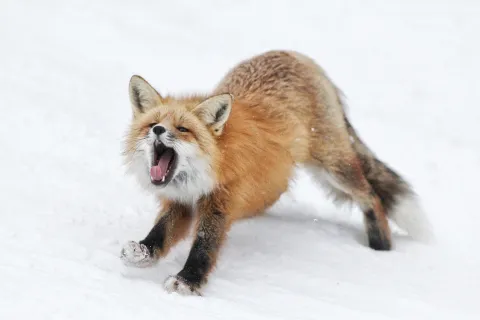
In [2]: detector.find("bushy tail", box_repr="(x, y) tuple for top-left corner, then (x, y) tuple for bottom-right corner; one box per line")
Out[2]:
(344, 116), (434, 242)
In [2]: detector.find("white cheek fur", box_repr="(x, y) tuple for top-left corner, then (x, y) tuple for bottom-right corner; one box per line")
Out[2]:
(125, 136), (216, 204)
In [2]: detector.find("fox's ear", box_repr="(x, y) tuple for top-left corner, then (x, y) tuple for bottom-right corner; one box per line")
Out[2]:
(193, 94), (233, 135)
(128, 75), (163, 116)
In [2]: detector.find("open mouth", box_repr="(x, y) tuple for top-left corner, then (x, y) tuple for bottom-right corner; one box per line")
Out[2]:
(150, 141), (177, 186)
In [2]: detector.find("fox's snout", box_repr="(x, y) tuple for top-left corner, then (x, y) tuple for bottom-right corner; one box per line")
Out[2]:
(152, 125), (166, 136)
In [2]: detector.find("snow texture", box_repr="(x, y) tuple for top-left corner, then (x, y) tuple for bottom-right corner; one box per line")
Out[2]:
(1, 0), (479, 319)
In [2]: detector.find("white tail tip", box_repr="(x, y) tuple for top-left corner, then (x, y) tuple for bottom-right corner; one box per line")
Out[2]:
(389, 193), (435, 243)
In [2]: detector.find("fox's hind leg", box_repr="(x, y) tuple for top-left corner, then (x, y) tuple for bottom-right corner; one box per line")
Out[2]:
(307, 142), (392, 250)
(121, 201), (193, 267)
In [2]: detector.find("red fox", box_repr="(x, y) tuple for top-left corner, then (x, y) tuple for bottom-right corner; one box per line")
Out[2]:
(120, 50), (433, 296)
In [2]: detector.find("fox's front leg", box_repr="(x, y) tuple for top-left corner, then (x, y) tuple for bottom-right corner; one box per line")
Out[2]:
(164, 199), (228, 296)
(121, 201), (192, 267)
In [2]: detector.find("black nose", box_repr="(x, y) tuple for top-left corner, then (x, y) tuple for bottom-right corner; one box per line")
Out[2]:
(152, 125), (166, 136)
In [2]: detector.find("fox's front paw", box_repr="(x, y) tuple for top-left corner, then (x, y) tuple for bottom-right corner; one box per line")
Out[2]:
(120, 241), (154, 268)
(164, 275), (202, 296)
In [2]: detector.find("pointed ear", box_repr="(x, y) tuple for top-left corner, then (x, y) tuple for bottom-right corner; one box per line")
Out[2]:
(193, 94), (233, 135)
(128, 75), (163, 116)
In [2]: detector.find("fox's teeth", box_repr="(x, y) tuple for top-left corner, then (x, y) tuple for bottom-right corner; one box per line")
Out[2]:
(162, 176), (165, 182)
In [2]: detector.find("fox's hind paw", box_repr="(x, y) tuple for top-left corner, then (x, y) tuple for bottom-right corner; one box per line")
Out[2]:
(120, 241), (154, 268)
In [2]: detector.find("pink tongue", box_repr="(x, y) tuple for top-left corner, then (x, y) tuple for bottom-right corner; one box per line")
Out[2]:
(150, 149), (174, 181)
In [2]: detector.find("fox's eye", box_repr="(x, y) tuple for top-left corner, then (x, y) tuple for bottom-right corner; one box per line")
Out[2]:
(148, 123), (157, 128)
(177, 126), (189, 133)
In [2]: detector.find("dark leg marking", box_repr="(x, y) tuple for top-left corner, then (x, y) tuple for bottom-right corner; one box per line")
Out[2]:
(121, 204), (192, 268)
(166, 210), (226, 294)
(364, 209), (391, 251)
(140, 204), (192, 258)
(139, 217), (167, 256)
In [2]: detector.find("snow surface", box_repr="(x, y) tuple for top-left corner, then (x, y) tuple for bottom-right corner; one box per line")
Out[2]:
(1, 0), (479, 319)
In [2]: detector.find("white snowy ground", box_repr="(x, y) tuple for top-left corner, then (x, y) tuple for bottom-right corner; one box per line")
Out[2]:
(1, 0), (479, 319)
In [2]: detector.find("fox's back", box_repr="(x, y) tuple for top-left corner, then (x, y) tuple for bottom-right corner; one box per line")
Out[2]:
(214, 51), (314, 112)
(214, 50), (345, 163)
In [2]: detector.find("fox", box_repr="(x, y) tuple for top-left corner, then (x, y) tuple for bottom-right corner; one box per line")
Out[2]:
(120, 50), (433, 296)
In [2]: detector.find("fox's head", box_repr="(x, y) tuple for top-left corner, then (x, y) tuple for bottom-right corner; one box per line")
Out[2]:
(123, 75), (232, 202)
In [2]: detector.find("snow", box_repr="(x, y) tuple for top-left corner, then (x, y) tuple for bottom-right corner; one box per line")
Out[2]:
(1, 0), (479, 319)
